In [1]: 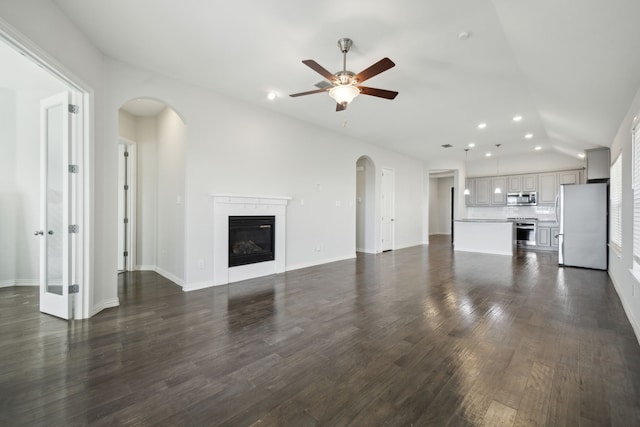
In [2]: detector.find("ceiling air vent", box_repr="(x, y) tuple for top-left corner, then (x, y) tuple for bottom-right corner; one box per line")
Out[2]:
(441, 144), (453, 148)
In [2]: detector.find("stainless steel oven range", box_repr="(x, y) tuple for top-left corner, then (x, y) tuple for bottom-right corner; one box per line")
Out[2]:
(508, 217), (538, 246)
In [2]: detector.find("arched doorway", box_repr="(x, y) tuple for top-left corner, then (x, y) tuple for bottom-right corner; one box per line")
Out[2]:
(117, 98), (187, 286)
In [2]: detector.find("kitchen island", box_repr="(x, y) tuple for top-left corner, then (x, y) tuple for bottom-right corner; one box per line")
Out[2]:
(453, 219), (514, 256)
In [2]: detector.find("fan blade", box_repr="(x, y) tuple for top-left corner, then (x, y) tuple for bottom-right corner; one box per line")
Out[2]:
(289, 88), (328, 97)
(336, 102), (347, 112)
(302, 59), (336, 82)
(355, 58), (395, 84)
(358, 86), (398, 100)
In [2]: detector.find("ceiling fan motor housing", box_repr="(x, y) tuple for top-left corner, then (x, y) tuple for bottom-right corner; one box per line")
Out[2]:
(335, 70), (356, 85)
(337, 38), (353, 53)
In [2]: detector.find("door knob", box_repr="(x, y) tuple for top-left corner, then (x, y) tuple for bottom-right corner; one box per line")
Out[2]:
(34, 230), (44, 236)
(48, 230), (54, 235)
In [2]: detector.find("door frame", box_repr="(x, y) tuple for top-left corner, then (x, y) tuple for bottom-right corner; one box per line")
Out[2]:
(0, 23), (92, 319)
(118, 138), (137, 272)
(381, 166), (395, 252)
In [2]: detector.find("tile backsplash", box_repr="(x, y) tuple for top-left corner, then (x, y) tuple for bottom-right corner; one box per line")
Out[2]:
(466, 205), (557, 221)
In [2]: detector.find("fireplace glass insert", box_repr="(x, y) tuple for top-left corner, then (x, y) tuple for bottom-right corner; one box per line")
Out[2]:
(228, 216), (275, 267)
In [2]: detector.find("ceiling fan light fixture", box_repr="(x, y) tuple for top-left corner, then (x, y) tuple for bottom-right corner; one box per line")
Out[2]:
(329, 84), (360, 105)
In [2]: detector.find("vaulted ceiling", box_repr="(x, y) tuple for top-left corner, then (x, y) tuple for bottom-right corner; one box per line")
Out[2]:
(52, 0), (640, 162)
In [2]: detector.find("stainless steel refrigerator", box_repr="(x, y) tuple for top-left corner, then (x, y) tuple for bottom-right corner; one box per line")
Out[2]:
(558, 183), (608, 270)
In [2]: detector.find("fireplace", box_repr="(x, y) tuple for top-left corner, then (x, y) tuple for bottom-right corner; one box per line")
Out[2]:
(211, 195), (289, 287)
(228, 216), (275, 267)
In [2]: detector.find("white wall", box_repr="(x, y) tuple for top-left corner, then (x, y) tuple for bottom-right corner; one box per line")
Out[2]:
(466, 151), (585, 177)
(356, 156), (376, 253)
(0, 82), (68, 286)
(155, 107), (186, 282)
(608, 86), (640, 343)
(104, 59), (425, 289)
(0, 88), (17, 284)
(135, 116), (158, 269)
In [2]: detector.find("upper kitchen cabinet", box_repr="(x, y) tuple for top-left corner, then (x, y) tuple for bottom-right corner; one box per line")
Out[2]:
(558, 170), (581, 185)
(538, 172), (558, 204)
(586, 148), (610, 182)
(465, 178), (475, 206)
(522, 174), (538, 192)
(464, 169), (583, 206)
(507, 174), (537, 193)
(492, 177), (507, 205)
(474, 177), (492, 206)
(507, 175), (522, 192)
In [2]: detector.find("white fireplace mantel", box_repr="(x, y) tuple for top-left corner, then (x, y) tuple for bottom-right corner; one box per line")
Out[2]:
(211, 194), (291, 286)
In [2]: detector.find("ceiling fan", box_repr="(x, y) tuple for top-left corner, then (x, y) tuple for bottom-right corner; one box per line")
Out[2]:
(290, 38), (398, 111)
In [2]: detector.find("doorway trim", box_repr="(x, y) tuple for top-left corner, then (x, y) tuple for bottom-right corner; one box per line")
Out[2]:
(118, 138), (137, 272)
(0, 20), (93, 319)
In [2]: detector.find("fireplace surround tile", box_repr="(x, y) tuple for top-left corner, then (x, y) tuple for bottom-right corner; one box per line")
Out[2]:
(212, 195), (290, 285)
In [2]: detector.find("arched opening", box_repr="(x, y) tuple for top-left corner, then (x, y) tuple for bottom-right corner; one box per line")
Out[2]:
(356, 155), (376, 253)
(118, 98), (187, 288)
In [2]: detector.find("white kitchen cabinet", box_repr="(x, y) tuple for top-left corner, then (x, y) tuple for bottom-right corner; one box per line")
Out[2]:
(474, 178), (492, 206)
(522, 174), (538, 192)
(538, 173), (558, 204)
(465, 178), (475, 206)
(465, 169), (581, 206)
(536, 226), (551, 247)
(507, 174), (538, 193)
(491, 177), (507, 205)
(507, 175), (522, 192)
(551, 227), (559, 248)
(558, 170), (581, 185)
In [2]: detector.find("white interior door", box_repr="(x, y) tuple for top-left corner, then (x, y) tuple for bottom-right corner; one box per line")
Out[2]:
(38, 92), (72, 319)
(381, 167), (395, 251)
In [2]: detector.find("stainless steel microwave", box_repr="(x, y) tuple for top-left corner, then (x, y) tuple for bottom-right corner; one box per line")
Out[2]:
(507, 192), (537, 206)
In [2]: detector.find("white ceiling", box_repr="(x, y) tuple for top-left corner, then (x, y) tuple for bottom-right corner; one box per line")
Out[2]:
(52, 0), (640, 163)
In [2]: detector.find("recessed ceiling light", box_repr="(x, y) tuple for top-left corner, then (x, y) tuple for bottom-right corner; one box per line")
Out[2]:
(478, 123), (487, 129)
(468, 142), (476, 148)
(513, 115), (523, 122)
(525, 133), (533, 139)
(485, 152), (492, 157)
(534, 146), (542, 151)
(578, 153), (586, 159)
(267, 92), (277, 100)
(458, 31), (472, 40)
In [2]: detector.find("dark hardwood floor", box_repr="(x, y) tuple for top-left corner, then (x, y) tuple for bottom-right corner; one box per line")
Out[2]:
(2, 235), (640, 426)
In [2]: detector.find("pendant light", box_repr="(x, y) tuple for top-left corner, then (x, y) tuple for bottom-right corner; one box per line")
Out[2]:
(463, 148), (471, 195)
(494, 144), (502, 194)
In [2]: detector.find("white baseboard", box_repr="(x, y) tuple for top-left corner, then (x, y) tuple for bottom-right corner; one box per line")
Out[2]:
(394, 241), (425, 250)
(286, 254), (356, 272)
(0, 279), (39, 288)
(610, 271), (640, 347)
(136, 265), (156, 271)
(154, 266), (185, 287)
(182, 281), (214, 292)
(91, 298), (120, 316)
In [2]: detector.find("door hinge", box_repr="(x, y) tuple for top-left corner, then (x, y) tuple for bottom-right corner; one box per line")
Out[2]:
(124, 218), (129, 224)
(124, 184), (129, 191)
(68, 104), (79, 114)
(124, 151), (129, 157)
(68, 164), (79, 173)
(69, 224), (79, 233)
(69, 284), (80, 294)
(124, 251), (128, 257)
